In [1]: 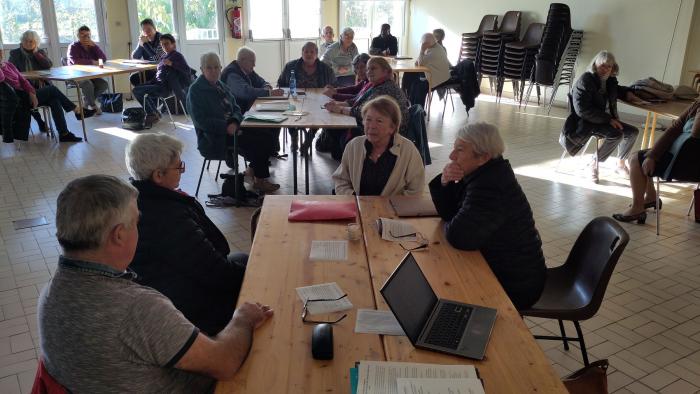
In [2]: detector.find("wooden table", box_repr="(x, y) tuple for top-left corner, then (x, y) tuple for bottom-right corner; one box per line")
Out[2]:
(241, 88), (357, 194)
(356, 196), (568, 393)
(620, 99), (693, 149)
(22, 59), (156, 141)
(215, 195), (385, 393)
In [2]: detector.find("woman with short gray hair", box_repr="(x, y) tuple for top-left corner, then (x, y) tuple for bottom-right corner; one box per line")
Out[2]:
(429, 122), (546, 309)
(321, 27), (359, 86)
(562, 49), (641, 182)
(125, 133), (249, 335)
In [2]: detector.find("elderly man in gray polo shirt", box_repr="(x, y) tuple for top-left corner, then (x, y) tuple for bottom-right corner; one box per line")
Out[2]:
(38, 175), (273, 392)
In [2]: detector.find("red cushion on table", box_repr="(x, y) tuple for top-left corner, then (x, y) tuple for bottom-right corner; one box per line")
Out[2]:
(288, 200), (357, 221)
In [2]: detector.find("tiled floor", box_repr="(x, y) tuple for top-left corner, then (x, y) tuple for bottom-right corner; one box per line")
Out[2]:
(1, 92), (699, 393)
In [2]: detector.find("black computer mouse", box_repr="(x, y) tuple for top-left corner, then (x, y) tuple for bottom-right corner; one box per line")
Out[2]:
(311, 323), (334, 360)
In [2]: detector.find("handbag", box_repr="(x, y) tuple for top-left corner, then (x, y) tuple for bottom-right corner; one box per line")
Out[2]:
(99, 93), (123, 113)
(562, 359), (609, 394)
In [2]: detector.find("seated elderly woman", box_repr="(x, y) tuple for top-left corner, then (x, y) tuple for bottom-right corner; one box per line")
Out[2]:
(333, 95), (424, 196)
(562, 50), (640, 182)
(402, 32), (451, 108)
(613, 99), (700, 224)
(125, 132), (248, 335)
(429, 122), (546, 309)
(1, 45), (84, 143)
(321, 27), (359, 86)
(188, 52), (279, 193)
(277, 41), (335, 88)
(322, 53), (370, 101)
(323, 57), (410, 160)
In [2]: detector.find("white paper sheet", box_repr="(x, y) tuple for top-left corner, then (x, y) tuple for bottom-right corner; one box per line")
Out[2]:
(309, 240), (348, 261)
(378, 218), (418, 242)
(357, 361), (479, 394)
(295, 282), (353, 314)
(355, 309), (405, 336)
(396, 378), (485, 394)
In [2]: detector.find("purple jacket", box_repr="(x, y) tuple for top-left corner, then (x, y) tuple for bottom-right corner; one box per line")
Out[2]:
(66, 42), (107, 65)
(155, 50), (189, 83)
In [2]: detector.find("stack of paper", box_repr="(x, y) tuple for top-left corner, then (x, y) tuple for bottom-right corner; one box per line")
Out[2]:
(377, 218), (418, 242)
(295, 282), (352, 314)
(243, 114), (288, 123)
(352, 361), (485, 394)
(255, 102), (290, 111)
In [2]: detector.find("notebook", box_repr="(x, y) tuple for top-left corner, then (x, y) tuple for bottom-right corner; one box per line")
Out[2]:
(255, 102), (289, 111)
(381, 253), (497, 360)
(389, 196), (438, 217)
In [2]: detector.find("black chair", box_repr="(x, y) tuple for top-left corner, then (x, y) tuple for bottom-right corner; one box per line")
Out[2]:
(460, 15), (499, 70)
(520, 217), (630, 366)
(654, 137), (700, 235)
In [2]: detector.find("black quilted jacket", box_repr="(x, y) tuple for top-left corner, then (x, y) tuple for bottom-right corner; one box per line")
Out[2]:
(429, 157), (545, 309)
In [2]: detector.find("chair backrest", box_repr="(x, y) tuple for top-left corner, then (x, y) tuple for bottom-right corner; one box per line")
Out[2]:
(563, 217), (629, 320)
(665, 136), (700, 181)
(403, 104), (430, 165)
(499, 11), (521, 36)
(478, 15), (499, 34)
(522, 23), (545, 47)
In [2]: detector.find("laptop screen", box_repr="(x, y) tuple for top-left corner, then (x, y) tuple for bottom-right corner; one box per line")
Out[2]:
(380, 253), (439, 344)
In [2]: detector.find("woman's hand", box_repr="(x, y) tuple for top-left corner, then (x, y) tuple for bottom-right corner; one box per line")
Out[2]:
(29, 93), (39, 109)
(270, 88), (285, 96)
(322, 86), (336, 98)
(609, 118), (623, 130)
(641, 157), (656, 177)
(441, 162), (464, 185)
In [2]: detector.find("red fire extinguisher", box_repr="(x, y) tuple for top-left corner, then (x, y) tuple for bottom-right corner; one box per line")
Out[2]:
(227, 7), (242, 39)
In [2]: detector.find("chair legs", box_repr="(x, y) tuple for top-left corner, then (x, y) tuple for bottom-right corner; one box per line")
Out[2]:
(533, 319), (590, 366)
(196, 159), (223, 197)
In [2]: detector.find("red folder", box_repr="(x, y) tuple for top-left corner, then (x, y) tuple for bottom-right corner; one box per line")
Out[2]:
(288, 200), (357, 221)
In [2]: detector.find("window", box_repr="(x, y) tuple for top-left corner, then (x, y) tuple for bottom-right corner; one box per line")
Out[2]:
(0, 0), (45, 44)
(340, 0), (406, 51)
(289, 0), (321, 39)
(184, 0), (218, 40)
(248, 0), (284, 40)
(136, 0), (175, 35)
(54, 0), (100, 43)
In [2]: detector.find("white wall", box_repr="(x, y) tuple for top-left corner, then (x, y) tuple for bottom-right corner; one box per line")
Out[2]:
(407, 0), (697, 106)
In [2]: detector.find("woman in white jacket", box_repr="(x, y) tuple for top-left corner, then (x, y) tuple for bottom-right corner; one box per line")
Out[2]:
(333, 95), (425, 196)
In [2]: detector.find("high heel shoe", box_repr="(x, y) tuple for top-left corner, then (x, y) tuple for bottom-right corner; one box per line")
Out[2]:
(612, 211), (647, 224)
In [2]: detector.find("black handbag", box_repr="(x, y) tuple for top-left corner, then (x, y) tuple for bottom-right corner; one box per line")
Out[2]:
(100, 93), (123, 113)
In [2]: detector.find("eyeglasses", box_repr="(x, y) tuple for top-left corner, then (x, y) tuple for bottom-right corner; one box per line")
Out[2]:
(301, 294), (348, 324)
(166, 160), (186, 173)
(394, 231), (429, 251)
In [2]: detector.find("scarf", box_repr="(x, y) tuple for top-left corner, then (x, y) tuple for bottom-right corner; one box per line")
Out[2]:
(352, 77), (388, 106)
(19, 48), (35, 71)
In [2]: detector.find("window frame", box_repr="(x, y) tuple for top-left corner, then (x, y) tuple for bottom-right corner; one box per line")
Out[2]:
(338, 0), (408, 55)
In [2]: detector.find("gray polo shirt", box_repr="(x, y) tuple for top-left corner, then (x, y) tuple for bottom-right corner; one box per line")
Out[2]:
(38, 256), (215, 393)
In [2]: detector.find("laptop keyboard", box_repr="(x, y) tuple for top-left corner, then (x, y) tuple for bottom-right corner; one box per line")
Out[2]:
(424, 302), (473, 349)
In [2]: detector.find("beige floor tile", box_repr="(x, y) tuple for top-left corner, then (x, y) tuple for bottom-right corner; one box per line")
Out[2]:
(659, 379), (699, 394)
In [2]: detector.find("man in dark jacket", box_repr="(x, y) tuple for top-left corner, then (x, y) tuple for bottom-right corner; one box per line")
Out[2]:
(369, 24), (398, 56)
(130, 18), (165, 86)
(429, 122), (545, 309)
(189, 52), (280, 193)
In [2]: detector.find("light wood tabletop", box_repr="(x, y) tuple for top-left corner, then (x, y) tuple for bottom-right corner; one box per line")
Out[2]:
(241, 88), (356, 195)
(215, 195), (385, 394)
(620, 99), (694, 149)
(22, 60), (156, 141)
(356, 196), (568, 394)
(240, 88), (356, 129)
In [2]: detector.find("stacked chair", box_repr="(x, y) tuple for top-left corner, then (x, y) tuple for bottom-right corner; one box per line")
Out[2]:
(478, 11), (522, 99)
(523, 3), (583, 113)
(501, 23), (545, 104)
(459, 15), (499, 70)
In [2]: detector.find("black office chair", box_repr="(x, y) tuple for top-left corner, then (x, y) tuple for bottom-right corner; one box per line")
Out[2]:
(520, 217), (629, 366)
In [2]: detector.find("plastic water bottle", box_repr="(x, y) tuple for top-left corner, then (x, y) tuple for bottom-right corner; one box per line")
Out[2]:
(289, 70), (297, 97)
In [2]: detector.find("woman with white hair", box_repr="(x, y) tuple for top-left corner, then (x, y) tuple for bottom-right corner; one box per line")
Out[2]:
(562, 50), (640, 182)
(321, 27), (359, 86)
(189, 52), (280, 193)
(429, 122), (545, 309)
(402, 32), (451, 108)
(125, 132), (248, 335)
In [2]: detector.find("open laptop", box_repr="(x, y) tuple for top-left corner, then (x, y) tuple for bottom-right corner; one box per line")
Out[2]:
(380, 253), (497, 360)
